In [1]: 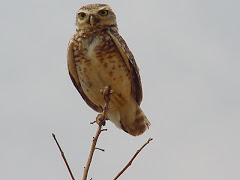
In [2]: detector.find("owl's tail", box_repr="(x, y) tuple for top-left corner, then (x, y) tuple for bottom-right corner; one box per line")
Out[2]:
(107, 97), (150, 136)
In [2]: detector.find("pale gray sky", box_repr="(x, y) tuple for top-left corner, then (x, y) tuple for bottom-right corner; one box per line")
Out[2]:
(1, 0), (240, 179)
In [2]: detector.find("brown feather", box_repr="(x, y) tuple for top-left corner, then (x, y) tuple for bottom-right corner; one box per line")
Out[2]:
(67, 39), (103, 112)
(107, 28), (143, 105)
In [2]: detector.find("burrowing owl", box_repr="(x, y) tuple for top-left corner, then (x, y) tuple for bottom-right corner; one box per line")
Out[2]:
(67, 4), (150, 136)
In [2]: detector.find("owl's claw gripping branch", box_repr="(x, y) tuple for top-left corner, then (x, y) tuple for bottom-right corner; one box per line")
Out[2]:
(90, 85), (114, 125)
(96, 113), (106, 126)
(98, 85), (114, 126)
(82, 85), (113, 180)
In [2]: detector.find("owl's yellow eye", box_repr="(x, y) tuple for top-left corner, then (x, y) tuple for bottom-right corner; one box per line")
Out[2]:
(78, 12), (86, 20)
(99, 10), (108, 16)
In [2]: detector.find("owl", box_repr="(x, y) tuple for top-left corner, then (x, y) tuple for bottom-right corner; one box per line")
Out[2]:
(67, 4), (150, 136)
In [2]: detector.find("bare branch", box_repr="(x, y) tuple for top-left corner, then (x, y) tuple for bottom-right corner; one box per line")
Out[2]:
(52, 133), (75, 180)
(82, 85), (113, 180)
(82, 124), (103, 180)
(113, 138), (153, 180)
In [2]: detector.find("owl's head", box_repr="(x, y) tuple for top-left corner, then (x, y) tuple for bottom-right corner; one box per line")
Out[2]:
(76, 4), (117, 31)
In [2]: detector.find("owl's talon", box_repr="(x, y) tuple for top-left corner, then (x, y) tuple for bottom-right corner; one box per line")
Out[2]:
(101, 85), (112, 98)
(96, 113), (106, 126)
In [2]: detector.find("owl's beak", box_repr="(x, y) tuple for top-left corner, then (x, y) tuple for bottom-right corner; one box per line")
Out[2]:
(89, 15), (95, 27)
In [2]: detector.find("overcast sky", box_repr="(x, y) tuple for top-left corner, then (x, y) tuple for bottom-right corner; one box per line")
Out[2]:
(1, 0), (240, 179)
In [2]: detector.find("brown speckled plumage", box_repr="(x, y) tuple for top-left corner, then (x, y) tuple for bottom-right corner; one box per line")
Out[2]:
(67, 4), (150, 136)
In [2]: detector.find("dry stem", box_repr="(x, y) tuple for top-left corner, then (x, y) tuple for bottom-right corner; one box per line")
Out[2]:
(113, 138), (153, 180)
(82, 85), (113, 180)
(52, 133), (75, 180)
(82, 124), (102, 180)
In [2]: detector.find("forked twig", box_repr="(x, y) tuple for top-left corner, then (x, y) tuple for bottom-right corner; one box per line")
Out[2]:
(82, 85), (113, 180)
(52, 133), (75, 180)
(53, 85), (152, 180)
(113, 138), (153, 180)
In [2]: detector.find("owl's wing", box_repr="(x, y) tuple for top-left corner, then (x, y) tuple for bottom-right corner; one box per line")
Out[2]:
(107, 28), (143, 104)
(67, 39), (103, 112)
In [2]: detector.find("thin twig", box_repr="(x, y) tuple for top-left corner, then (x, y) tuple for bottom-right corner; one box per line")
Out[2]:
(113, 138), (153, 180)
(82, 124), (103, 180)
(82, 85), (113, 180)
(90, 120), (96, 124)
(95, 148), (105, 152)
(52, 133), (75, 180)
